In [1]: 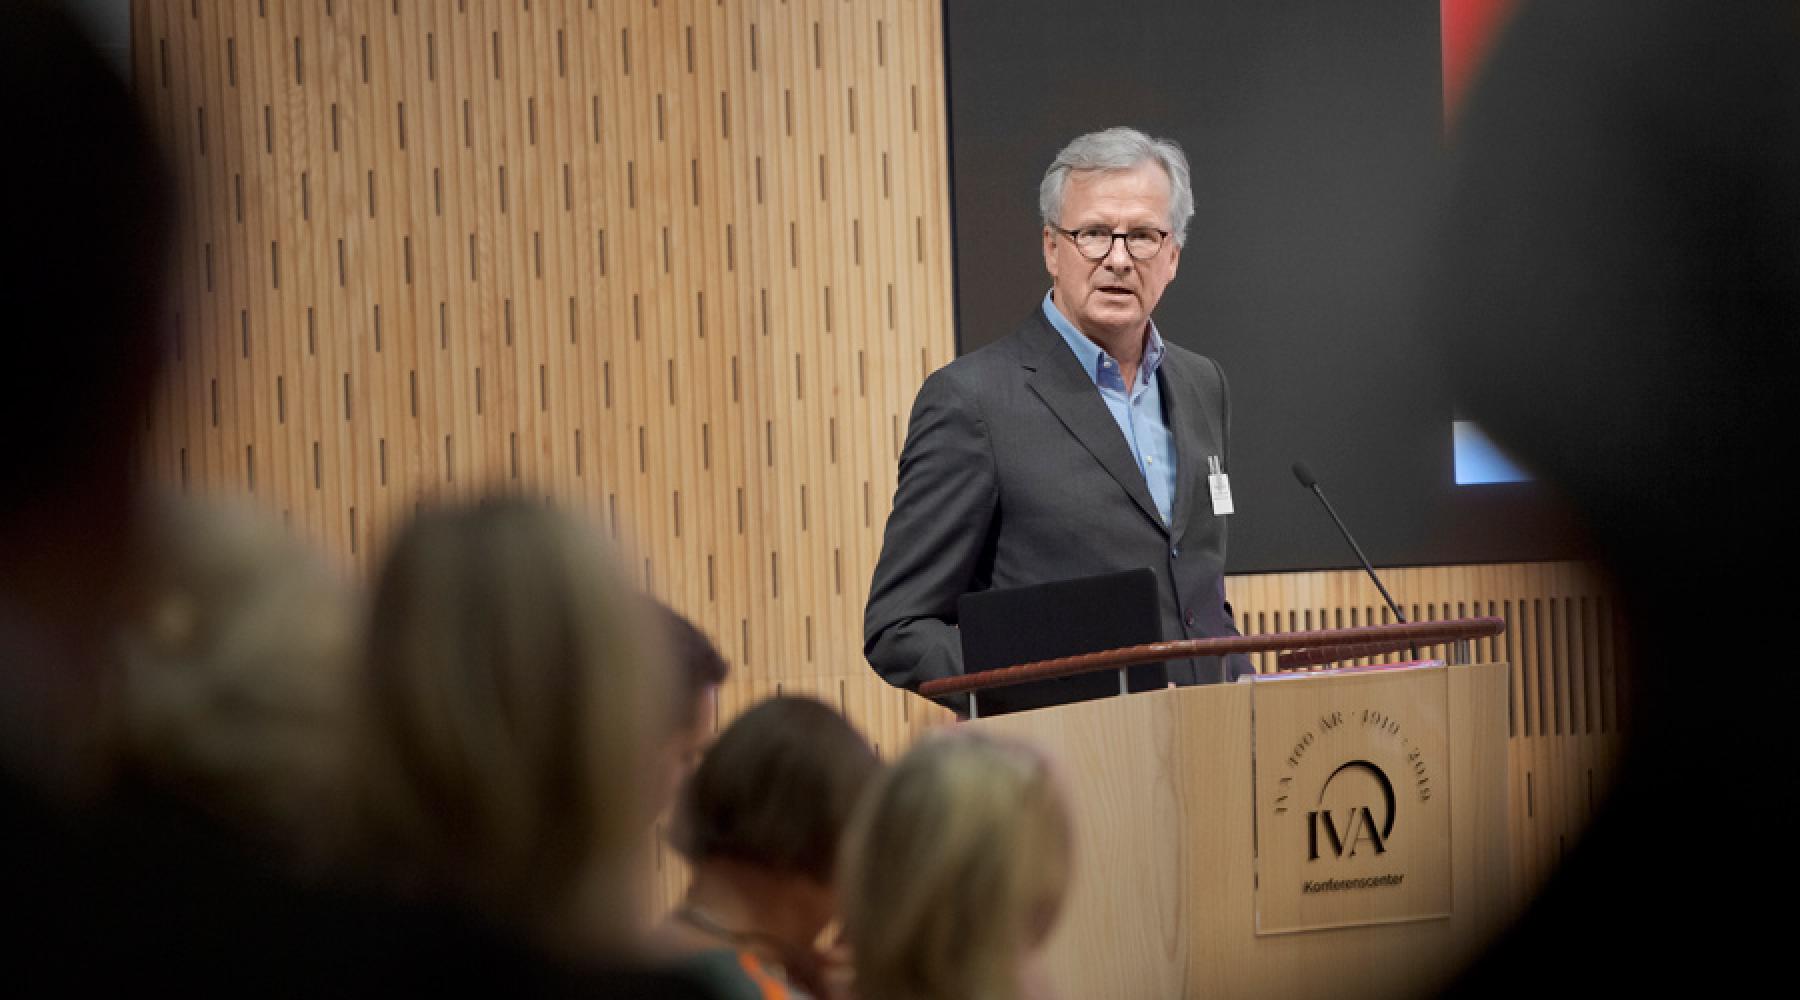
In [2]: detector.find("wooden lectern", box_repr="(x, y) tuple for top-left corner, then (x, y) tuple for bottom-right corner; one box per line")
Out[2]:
(919, 620), (1514, 998)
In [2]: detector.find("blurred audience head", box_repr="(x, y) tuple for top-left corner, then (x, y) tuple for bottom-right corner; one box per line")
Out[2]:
(655, 606), (729, 815)
(1428, 0), (1800, 984)
(114, 494), (357, 872)
(840, 729), (1072, 1000)
(354, 497), (668, 954)
(0, 0), (167, 524)
(663, 694), (879, 997)
(672, 694), (878, 897)
(0, 0), (170, 793)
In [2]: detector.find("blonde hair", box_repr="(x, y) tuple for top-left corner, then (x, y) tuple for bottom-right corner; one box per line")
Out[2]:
(354, 498), (667, 953)
(115, 493), (357, 871)
(840, 730), (1073, 1000)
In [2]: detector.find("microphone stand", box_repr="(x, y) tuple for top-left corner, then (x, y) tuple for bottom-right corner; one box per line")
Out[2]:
(1293, 463), (1419, 661)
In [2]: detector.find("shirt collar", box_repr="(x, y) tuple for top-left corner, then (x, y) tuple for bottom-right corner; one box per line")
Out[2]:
(1042, 290), (1165, 389)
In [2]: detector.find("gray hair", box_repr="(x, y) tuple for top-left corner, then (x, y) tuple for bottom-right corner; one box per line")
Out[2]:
(1038, 127), (1195, 246)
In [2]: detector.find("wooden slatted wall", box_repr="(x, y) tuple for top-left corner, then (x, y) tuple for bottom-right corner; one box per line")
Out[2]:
(132, 0), (959, 730)
(132, 0), (961, 911)
(133, 0), (1622, 918)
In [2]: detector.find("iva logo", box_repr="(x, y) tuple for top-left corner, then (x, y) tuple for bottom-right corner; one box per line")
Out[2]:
(1307, 760), (1397, 860)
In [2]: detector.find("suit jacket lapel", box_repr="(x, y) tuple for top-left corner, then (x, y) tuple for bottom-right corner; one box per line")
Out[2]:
(1152, 350), (1224, 546)
(1163, 354), (1207, 544)
(1019, 313), (1167, 535)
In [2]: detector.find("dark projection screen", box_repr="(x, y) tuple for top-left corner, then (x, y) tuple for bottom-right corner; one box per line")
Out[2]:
(942, 0), (1587, 573)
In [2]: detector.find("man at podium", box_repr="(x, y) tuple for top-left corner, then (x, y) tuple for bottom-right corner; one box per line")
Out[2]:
(864, 126), (1252, 712)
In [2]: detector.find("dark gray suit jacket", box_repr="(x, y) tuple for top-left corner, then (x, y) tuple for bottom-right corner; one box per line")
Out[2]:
(864, 308), (1251, 711)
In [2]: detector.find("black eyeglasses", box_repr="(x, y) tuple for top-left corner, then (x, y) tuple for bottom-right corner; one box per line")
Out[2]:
(1053, 226), (1170, 262)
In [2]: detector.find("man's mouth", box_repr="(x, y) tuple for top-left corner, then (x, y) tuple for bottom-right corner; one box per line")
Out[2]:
(1098, 285), (1134, 297)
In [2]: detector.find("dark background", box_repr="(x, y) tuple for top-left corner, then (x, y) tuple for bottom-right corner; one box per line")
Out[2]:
(943, 0), (1587, 573)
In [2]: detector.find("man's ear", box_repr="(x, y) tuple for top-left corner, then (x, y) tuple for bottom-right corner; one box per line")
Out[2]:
(1043, 226), (1059, 278)
(1165, 238), (1180, 282)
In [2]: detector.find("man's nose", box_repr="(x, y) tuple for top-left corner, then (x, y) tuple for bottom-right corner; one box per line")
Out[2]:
(1102, 235), (1135, 269)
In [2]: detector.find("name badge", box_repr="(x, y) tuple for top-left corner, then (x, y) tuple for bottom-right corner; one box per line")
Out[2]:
(1208, 455), (1234, 516)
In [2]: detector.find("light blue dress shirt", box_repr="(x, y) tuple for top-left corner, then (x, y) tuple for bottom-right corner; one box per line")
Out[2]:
(1042, 291), (1178, 525)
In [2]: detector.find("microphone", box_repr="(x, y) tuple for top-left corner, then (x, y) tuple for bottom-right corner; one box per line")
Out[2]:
(1291, 462), (1411, 633)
